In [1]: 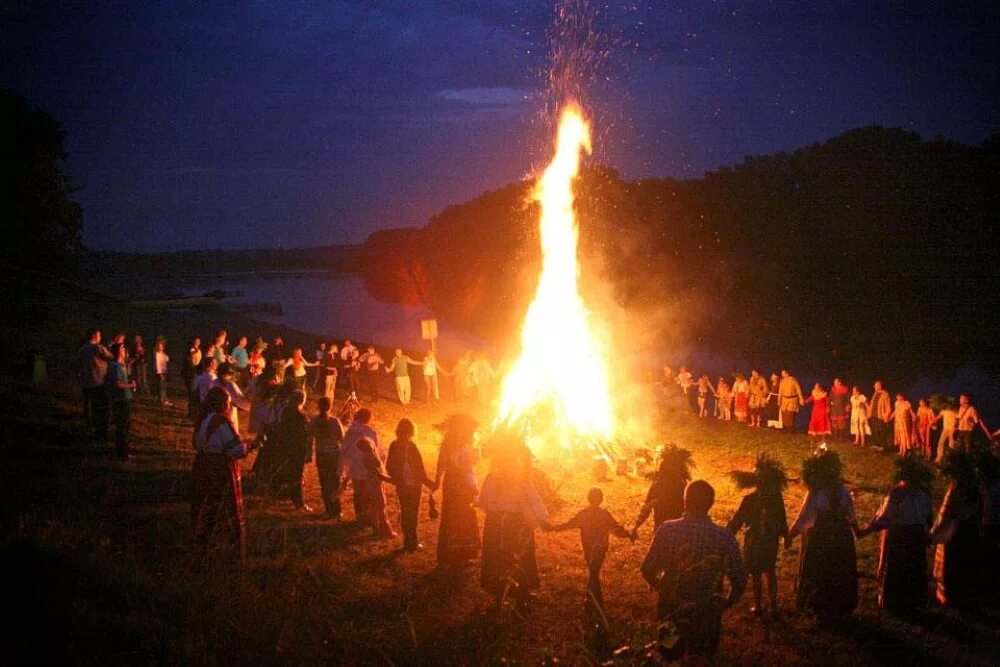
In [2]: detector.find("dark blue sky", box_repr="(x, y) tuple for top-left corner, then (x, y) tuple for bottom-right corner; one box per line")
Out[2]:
(3, 1), (998, 252)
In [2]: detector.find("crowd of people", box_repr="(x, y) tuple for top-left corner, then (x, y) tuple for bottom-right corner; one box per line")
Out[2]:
(664, 366), (994, 462)
(75, 327), (1000, 661)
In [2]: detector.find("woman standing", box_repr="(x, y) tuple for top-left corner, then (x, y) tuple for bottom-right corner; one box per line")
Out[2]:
(732, 372), (750, 423)
(914, 399), (936, 458)
(191, 387), (249, 564)
(478, 433), (550, 613)
(727, 454), (789, 617)
(787, 448), (859, 619)
(889, 393), (916, 455)
(804, 383), (832, 437)
(183, 337), (202, 421)
(358, 435), (396, 538)
(386, 419), (436, 551)
(632, 445), (694, 535)
(849, 386), (872, 447)
(154, 336), (171, 407)
(860, 454), (933, 615)
(284, 347), (319, 394)
(932, 450), (986, 609)
(247, 338), (267, 379)
(829, 378), (849, 439)
(434, 414), (481, 569)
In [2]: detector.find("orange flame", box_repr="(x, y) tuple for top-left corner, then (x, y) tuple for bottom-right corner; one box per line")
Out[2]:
(495, 102), (616, 458)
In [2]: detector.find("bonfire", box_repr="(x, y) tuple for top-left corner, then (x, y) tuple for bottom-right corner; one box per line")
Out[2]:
(494, 102), (620, 462)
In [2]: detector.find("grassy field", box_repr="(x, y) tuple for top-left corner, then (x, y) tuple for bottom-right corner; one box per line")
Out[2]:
(1, 268), (998, 665)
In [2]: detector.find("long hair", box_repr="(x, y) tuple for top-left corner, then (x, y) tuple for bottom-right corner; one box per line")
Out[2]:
(801, 448), (843, 494)
(893, 452), (934, 494)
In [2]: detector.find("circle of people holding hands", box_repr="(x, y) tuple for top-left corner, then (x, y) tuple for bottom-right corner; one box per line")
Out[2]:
(77, 328), (1000, 662)
(666, 366), (990, 462)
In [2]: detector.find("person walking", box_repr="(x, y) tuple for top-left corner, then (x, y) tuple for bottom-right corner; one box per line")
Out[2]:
(546, 487), (633, 608)
(386, 419), (436, 551)
(641, 480), (747, 661)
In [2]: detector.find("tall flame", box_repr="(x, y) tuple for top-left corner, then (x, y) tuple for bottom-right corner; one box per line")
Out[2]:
(495, 102), (615, 457)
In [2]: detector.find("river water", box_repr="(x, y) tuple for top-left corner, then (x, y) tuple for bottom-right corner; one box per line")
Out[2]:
(170, 271), (486, 357)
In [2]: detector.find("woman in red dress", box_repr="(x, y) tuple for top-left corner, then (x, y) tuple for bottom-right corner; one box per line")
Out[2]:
(804, 383), (832, 437)
(733, 373), (750, 423)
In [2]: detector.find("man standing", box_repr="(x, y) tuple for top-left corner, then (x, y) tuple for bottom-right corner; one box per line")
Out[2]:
(778, 370), (804, 430)
(870, 381), (892, 450)
(231, 336), (250, 385)
(956, 393), (980, 452)
(360, 345), (385, 403)
(77, 328), (113, 443)
(386, 348), (420, 405)
(339, 408), (382, 525)
(641, 480), (747, 661)
(312, 342), (327, 393)
(106, 342), (136, 461)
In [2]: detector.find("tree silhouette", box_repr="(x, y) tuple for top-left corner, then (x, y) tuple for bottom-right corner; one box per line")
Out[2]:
(1, 91), (82, 269)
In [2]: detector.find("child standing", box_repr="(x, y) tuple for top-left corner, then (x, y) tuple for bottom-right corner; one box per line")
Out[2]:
(309, 397), (345, 519)
(715, 378), (732, 421)
(727, 454), (789, 617)
(547, 487), (632, 606)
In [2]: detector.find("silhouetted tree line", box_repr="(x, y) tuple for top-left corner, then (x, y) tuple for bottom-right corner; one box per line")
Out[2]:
(362, 128), (1000, 383)
(1, 91), (82, 268)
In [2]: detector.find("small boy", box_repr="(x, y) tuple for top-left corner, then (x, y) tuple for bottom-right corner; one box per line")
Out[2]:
(547, 487), (633, 606)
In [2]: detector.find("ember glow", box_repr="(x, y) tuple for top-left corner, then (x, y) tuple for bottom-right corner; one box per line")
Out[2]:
(495, 102), (616, 458)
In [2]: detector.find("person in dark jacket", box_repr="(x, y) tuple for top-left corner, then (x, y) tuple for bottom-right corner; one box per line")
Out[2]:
(386, 418), (436, 551)
(727, 453), (789, 618)
(276, 390), (312, 511)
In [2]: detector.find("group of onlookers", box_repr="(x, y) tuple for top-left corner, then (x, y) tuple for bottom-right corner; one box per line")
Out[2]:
(665, 365), (993, 461)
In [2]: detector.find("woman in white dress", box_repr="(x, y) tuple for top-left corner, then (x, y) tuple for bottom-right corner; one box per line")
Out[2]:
(849, 386), (872, 447)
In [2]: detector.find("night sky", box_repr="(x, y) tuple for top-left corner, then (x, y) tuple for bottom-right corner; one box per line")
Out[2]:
(3, 1), (998, 252)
